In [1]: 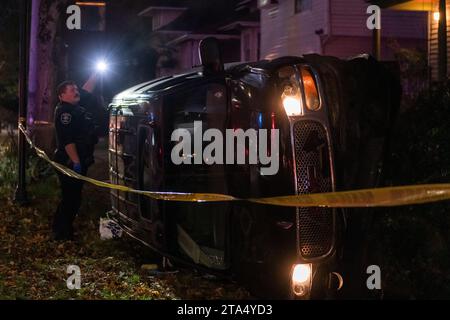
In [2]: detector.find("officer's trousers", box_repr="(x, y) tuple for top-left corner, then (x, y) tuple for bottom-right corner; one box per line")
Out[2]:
(52, 166), (88, 240)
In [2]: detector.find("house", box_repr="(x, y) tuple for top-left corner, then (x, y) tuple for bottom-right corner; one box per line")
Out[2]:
(139, 0), (439, 83)
(138, 0), (260, 77)
(379, 0), (449, 81)
(259, 0), (428, 61)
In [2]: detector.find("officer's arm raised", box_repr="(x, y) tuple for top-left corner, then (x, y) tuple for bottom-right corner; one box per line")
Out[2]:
(82, 72), (98, 93)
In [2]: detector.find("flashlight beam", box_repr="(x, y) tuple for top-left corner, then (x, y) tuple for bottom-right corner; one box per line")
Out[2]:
(96, 60), (108, 72)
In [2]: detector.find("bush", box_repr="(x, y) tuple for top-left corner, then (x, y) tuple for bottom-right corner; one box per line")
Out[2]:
(390, 83), (450, 184)
(0, 135), (54, 196)
(369, 83), (450, 299)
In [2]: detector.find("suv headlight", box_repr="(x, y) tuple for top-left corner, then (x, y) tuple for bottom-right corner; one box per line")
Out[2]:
(282, 85), (302, 116)
(278, 65), (321, 117)
(291, 263), (312, 297)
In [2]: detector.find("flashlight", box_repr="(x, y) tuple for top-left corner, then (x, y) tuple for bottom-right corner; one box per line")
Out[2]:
(96, 60), (108, 73)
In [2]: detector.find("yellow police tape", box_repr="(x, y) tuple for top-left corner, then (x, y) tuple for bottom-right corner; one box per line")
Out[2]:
(19, 124), (450, 208)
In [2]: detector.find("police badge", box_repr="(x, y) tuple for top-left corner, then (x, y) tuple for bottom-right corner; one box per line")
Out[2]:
(61, 113), (72, 125)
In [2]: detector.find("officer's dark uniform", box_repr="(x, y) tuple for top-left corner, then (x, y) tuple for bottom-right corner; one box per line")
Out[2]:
(52, 91), (98, 240)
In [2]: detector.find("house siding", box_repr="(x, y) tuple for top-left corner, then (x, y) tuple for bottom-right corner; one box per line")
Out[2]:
(241, 27), (260, 61)
(151, 9), (185, 31)
(428, 3), (450, 81)
(261, 0), (328, 59)
(261, 0), (427, 60)
(330, 0), (371, 37)
(330, 0), (427, 38)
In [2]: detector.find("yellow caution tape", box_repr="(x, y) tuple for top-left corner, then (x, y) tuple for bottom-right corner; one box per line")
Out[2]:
(249, 184), (450, 207)
(19, 124), (237, 203)
(19, 124), (450, 207)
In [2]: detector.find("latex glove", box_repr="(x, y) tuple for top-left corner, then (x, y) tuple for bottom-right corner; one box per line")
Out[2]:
(73, 162), (82, 174)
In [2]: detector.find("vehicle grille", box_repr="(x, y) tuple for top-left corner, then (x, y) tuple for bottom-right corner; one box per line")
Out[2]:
(292, 121), (334, 259)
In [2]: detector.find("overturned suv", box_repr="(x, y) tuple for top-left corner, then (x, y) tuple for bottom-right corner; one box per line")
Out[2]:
(108, 38), (400, 299)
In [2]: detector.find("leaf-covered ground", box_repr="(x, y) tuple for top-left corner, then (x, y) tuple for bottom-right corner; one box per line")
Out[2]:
(0, 138), (251, 300)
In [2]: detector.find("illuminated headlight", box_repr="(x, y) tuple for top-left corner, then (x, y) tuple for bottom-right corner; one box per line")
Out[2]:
(282, 85), (303, 116)
(291, 264), (312, 297)
(282, 96), (302, 116)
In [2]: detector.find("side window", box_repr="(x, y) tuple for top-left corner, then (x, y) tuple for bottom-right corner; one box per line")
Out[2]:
(168, 82), (227, 132)
(165, 82), (228, 162)
(204, 82), (228, 129)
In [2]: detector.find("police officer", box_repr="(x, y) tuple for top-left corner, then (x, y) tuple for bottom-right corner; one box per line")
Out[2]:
(52, 78), (99, 240)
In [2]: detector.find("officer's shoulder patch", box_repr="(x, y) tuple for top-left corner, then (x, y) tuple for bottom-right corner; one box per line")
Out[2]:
(60, 112), (72, 125)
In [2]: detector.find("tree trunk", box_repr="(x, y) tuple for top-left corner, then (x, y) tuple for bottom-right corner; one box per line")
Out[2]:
(27, 0), (68, 154)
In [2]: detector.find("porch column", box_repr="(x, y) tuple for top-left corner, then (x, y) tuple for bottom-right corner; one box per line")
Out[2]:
(372, 28), (381, 60)
(438, 0), (447, 82)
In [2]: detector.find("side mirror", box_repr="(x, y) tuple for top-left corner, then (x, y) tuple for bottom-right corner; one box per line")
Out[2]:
(199, 37), (224, 75)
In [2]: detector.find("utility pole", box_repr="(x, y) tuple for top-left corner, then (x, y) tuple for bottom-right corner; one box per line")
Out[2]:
(372, 28), (381, 61)
(14, 0), (31, 205)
